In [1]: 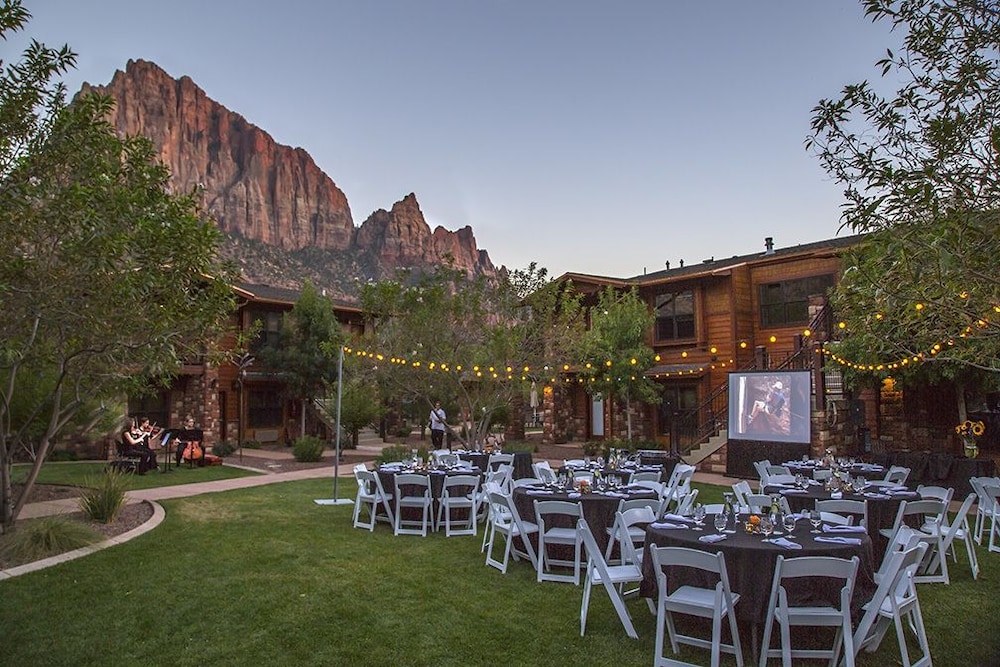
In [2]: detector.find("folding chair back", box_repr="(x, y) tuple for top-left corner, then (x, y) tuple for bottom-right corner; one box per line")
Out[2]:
(578, 519), (643, 639)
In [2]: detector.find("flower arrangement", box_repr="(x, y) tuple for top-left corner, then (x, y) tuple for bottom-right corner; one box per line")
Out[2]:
(955, 420), (985, 458)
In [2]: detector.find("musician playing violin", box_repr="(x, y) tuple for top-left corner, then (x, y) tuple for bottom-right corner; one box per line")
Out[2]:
(122, 416), (159, 472)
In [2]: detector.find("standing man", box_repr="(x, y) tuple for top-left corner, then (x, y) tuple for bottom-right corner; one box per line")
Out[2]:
(429, 401), (448, 450)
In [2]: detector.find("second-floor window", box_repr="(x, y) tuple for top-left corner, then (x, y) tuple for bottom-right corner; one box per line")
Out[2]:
(655, 290), (695, 341)
(759, 274), (835, 327)
(249, 311), (283, 350)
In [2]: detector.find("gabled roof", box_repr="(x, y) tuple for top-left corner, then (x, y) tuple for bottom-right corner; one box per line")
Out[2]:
(554, 234), (861, 289)
(235, 282), (362, 312)
(628, 234), (862, 285)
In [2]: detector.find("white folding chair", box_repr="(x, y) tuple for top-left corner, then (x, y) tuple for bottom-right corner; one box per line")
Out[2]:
(759, 554), (859, 667)
(393, 473), (433, 536)
(925, 491), (979, 582)
(578, 519), (644, 639)
(916, 484), (954, 530)
(352, 467), (394, 531)
(437, 474), (480, 537)
(815, 498), (868, 528)
(649, 545), (743, 667)
(874, 525), (925, 585)
(662, 464), (695, 510)
(753, 460), (772, 492)
(746, 493), (791, 515)
(532, 460), (557, 484)
(487, 453), (514, 473)
(605, 506), (657, 564)
(766, 464), (792, 476)
(674, 488), (699, 516)
(629, 469), (662, 484)
(767, 474), (797, 486)
(880, 499), (949, 584)
(884, 465), (911, 485)
(534, 499), (583, 585)
(980, 481), (1000, 553)
(731, 480), (753, 512)
(483, 490), (538, 573)
(969, 476), (1000, 545)
(813, 468), (833, 481)
(851, 542), (932, 667)
(511, 476), (542, 490)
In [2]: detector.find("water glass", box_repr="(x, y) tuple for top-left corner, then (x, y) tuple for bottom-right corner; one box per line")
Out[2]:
(693, 504), (706, 530)
(783, 513), (797, 535)
(760, 517), (774, 538)
(809, 509), (823, 533)
(714, 512), (728, 532)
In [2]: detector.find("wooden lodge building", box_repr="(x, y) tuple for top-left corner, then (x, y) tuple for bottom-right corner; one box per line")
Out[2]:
(545, 235), (996, 481)
(127, 283), (365, 451)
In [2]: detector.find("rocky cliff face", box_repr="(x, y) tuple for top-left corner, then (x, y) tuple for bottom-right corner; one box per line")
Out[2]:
(80, 59), (497, 296)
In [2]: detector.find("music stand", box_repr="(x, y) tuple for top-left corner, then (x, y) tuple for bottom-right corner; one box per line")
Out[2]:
(158, 431), (175, 473)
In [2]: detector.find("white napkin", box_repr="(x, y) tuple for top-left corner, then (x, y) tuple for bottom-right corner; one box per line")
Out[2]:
(815, 536), (862, 546)
(780, 488), (808, 495)
(699, 534), (727, 543)
(661, 513), (695, 523)
(887, 489), (917, 496)
(651, 521), (688, 530)
(765, 537), (802, 550)
(887, 485), (908, 492)
(526, 489), (554, 495)
(864, 492), (891, 499)
(568, 492), (582, 499)
(823, 524), (866, 533)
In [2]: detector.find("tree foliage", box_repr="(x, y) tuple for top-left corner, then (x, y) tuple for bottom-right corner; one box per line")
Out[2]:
(0, 2), (237, 531)
(257, 280), (342, 438)
(576, 286), (660, 439)
(809, 0), (1000, 382)
(358, 263), (586, 445)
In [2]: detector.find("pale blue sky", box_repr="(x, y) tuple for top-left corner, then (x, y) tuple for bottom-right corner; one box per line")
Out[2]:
(6, 1), (897, 278)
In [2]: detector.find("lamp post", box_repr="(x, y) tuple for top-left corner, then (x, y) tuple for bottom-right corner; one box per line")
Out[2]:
(315, 345), (351, 505)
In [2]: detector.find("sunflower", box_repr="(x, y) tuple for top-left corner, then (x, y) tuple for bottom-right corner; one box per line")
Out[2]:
(973, 421), (986, 437)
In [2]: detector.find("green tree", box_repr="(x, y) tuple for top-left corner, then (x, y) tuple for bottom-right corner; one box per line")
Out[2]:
(257, 281), (342, 439)
(577, 286), (659, 440)
(0, 3), (237, 532)
(809, 0), (1000, 412)
(359, 264), (585, 446)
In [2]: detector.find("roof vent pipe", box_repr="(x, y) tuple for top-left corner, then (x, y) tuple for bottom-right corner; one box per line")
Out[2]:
(764, 237), (775, 255)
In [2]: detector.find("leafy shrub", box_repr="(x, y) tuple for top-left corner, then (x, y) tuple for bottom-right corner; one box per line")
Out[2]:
(292, 436), (325, 462)
(0, 517), (101, 566)
(243, 440), (262, 450)
(48, 450), (79, 462)
(393, 424), (413, 438)
(212, 440), (236, 457)
(79, 467), (130, 523)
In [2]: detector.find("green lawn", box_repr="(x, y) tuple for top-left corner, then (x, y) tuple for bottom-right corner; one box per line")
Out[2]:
(0, 478), (997, 666)
(12, 460), (261, 491)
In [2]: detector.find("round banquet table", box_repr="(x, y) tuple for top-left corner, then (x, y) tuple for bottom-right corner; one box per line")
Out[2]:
(455, 450), (533, 479)
(640, 514), (877, 628)
(377, 466), (484, 523)
(764, 483), (919, 562)
(512, 484), (659, 554)
(782, 460), (887, 479)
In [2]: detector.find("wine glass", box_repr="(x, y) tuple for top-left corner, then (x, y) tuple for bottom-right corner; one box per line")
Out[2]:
(760, 517), (774, 538)
(809, 509), (823, 534)
(714, 512), (728, 533)
(693, 504), (706, 530)
(783, 512), (797, 536)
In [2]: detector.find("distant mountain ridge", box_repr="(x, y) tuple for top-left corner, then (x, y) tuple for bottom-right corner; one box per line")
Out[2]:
(80, 59), (499, 299)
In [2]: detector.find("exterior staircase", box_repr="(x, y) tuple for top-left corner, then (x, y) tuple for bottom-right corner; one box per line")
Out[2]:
(684, 429), (728, 474)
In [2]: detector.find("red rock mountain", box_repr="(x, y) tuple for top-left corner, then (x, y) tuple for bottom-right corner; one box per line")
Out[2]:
(79, 59), (498, 298)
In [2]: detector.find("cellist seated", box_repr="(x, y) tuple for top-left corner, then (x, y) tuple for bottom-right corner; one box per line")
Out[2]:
(175, 415), (206, 467)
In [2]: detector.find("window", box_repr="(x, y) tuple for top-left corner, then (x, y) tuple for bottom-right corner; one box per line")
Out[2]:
(759, 274), (835, 327)
(654, 290), (695, 341)
(249, 310), (283, 350)
(248, 388), (282, 428)
(128, 392), (169, 430)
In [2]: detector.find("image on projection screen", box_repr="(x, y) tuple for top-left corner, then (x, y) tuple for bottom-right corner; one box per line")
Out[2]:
(728, 370), (811, 444)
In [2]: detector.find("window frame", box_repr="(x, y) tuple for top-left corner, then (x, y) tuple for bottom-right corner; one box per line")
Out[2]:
(758, 274), (835, 328)
(654, 289), (696, 342)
